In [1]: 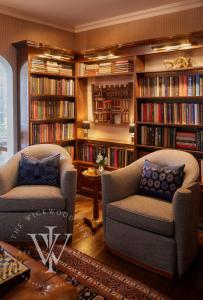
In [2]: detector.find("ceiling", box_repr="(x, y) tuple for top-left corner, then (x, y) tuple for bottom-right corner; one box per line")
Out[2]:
(0, 0), (202, 32)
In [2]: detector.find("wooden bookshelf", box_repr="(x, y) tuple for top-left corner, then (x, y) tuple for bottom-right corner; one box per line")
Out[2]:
(13, 40), (76, 157)
(13, 34), (203, 222)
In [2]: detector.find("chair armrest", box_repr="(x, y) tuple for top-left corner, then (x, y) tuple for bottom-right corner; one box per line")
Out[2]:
(172, 182), (200, 275)
(60, 160), (77, 233)
(101, 159), (144, 204)
(0, 157), (19, 195)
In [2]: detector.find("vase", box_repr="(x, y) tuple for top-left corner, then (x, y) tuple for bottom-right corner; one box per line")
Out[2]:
(98, 165), (104, 174)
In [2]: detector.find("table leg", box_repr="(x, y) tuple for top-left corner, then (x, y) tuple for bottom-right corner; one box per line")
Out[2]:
(83, 178), (103, 234)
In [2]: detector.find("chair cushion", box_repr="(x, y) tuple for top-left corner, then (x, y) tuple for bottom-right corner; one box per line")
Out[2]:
(0, 185), (65, 212)
(18, 153), (60, 186)
(107, 195), (174, 237)
(138, 159), (185, 201)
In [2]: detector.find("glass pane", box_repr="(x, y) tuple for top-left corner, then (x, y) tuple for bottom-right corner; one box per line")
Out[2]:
(0, 61), (7, 164)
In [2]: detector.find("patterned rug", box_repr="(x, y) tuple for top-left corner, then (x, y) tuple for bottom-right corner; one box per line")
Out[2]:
(29, 245), (171, 300)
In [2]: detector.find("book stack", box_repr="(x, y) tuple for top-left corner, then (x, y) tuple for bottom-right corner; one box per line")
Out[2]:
(31, 100), (55, 120)
(55, 123), (74, 141)
(114, 60), (134, 73)
(139, 74), (203, 97)
(176, 131), (197, 150)
(31, 59), (46, 72)
(32, 124), (54, 143)
(46, 61), (59, 74)
(84, 64), (99, 76)
(56, 101), (74, 119)
(32, 123), (74, 143)
(98, 62), (112, 74)
(78, 142), (134, 168)
(140, 102), (203, 125)
(31, 77), (75, 96)
(140, 126), (176, 148)
(59, 64), (73, 76)
(31, 100), (75, 120)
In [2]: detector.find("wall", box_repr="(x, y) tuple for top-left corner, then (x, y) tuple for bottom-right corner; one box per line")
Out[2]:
(0, 13), (74, 152)
(74, 7), (203, 50)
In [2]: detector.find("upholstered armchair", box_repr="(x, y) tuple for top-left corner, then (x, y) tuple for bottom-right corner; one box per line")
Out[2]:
(102, 149), (200, 277)
(0, 144), (77, 242)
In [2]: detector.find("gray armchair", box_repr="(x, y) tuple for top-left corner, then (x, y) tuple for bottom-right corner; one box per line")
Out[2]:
(102, 149), (200, 277)
(0, 144), (77, 242)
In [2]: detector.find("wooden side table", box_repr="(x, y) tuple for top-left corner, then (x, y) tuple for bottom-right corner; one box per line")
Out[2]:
(82, 170), (103, 234)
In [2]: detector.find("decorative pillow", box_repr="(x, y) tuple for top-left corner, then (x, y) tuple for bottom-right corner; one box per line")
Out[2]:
(138, 160), (185, 201)
(18, 153), (60, 186)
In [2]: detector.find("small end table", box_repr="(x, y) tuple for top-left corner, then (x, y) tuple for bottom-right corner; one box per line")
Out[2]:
(82, 170), (103, 234)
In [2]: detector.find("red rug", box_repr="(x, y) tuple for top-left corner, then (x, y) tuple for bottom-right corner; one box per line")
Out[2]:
(44, 245), (172, 300)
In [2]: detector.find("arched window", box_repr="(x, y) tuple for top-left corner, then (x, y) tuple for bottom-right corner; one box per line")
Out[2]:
(0, 56), (14, 165)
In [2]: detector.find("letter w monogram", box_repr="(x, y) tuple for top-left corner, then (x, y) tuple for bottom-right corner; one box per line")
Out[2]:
(28, 226), (71, 272)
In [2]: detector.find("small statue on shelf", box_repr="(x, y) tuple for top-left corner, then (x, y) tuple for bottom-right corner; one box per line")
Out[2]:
(163, 56), (191, 69)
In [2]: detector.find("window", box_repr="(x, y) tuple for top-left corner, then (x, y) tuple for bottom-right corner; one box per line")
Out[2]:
(0, 56), (14, 165)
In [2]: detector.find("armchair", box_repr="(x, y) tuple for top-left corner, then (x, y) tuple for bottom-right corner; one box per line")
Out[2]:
(0, 144), (77, 242)
(102, 149), (200, 277)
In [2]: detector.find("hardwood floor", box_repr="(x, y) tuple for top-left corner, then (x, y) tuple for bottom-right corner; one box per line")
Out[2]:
(71, 195), (203, 300)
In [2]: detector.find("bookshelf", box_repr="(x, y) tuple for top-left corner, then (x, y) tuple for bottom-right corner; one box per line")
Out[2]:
(13, 40), (76, 159)
(75, 55), (136, 196)
(13, 36), (203, 218)
(135, 49), (203, 155)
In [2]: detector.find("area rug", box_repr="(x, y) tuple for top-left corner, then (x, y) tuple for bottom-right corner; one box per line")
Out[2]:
(29, 245), (171, 300)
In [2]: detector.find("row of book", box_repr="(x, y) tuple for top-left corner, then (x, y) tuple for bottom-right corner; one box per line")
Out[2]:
(31, 100), (75, 120)
(94, 111), (129, 124)
(31, 59), (73, 76)
(78, 143), (134, 168)
(140, 126), (203, 151)
(140, 102), (203, 125)
(31, 77), (75, 96)
(138, 74), (203, 97)
(32, 123), (74, 143)
(93, 83), (133, 100)
(79, 60), (134, 76)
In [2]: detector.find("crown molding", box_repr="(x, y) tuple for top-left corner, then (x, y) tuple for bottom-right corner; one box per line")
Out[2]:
(0, 6), (75, 32)
(75, 0), (203, 33)
(0, 0), (202, 34)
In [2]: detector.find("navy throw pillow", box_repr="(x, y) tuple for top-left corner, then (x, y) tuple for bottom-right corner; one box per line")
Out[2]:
(18, 153), (60, 186)
(138, 160), (185, 201)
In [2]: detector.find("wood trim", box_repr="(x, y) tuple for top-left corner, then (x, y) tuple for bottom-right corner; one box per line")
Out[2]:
(105, 245), (175, 279)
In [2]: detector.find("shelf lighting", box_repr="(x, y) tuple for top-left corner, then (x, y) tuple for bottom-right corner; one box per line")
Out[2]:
(39, 52), (74, 60)
(151, 40), (194, 52)
(129, 123), (135, 144)
(84, 50), (119, 60)
(82, 121), (90, 139)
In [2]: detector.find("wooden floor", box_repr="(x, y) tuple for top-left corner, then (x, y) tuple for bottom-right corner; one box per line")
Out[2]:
(71, 195), (203, 300)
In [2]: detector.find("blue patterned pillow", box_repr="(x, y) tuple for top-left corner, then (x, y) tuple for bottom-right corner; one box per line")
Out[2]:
(138, 160), (185, 201)
(18, 153), (60, 186)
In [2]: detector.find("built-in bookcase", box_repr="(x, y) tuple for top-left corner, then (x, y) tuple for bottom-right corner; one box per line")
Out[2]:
(13, 41), (76, 159)
(135, 47), (203, 198)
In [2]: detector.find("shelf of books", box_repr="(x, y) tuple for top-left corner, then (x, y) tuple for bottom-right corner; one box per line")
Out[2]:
(135, 48), (203, 187)
(13, 40), (77, 159)
(30, 55), (76, 152)
(77, 139), (134, 169)
(78, 58), (134, 77)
